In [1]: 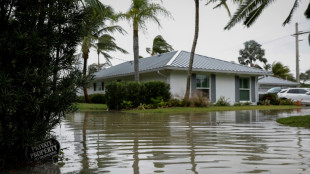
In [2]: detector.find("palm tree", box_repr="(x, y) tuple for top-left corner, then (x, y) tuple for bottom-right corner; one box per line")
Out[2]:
(122, 0), (172, 82)
(305, 3), (310, 46)
(224, 0), (309, 30)
(184, 0), (232, 102)
(184, 0), (200, 102)
(146, 35), (174, 56)
(272, 62), (294, 80)
(80, 4), (126, 102)
(95, 34), (128, 67)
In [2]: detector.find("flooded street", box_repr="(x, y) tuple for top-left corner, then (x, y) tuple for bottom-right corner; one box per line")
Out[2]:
(18, 109), (310, 173)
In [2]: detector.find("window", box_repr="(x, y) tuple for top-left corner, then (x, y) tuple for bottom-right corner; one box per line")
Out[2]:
(240, 78), (250, 101)
(196, 75), (210, 98)
(93, 82), (105, 91)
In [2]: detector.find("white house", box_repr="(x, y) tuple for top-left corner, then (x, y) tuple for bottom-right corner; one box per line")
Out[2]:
(88, 50), (272, 105)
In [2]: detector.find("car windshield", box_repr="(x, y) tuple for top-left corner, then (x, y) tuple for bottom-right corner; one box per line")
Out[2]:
(267, 87), (281, 93)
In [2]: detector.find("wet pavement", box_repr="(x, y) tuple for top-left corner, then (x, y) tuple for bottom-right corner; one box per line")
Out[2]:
(14, 109), (310, 173)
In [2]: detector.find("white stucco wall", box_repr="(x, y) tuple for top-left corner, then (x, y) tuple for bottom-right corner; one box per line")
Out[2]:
(215, 74), (236, 104)
(169, 70), (188, 98)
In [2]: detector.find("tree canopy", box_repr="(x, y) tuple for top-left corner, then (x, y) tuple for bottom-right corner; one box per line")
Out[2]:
(0, 0), (84, 168)
(146, 35), (174, 56)
(238, 40), (267, 69)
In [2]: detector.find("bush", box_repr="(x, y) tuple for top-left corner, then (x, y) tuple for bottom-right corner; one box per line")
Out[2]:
(89, 94), (106, 104)
(105, 81), (171, 110)
(189, 91), (209, 107)
(215, 96), (230, 106)
(260, 93), (279, 105)
(234, 102), (252, 106)
(279, 98), (294, 105)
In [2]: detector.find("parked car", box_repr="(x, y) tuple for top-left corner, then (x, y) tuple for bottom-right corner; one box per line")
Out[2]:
(277, 88), (310, 105)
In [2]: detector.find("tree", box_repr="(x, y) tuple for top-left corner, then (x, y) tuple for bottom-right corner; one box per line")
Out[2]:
(272, 62), (295, 81)
(184, 0), (200, 102)
(95, 34), (128, 67)
(0, 0), (84, 168)
(224, 0), (310, 29)
(122, 0), (172, 82)
(146, 35), (174, 56)
(238, 40), (267, 68)
(80, 4), (125, 103)
(184, 0), (232, 102)
(300, 69), (310, 84)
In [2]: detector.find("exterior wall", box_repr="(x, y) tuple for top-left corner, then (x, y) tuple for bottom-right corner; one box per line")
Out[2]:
(169, 70), (188, 98)
(215, 74), (236, 105)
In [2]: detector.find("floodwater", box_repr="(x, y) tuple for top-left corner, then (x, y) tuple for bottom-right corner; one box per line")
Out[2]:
(15, 109), (310, 174)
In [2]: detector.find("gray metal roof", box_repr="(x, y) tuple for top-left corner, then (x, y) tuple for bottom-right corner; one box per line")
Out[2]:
(258, 76), (299, 86)
(95, 50), (271, 79)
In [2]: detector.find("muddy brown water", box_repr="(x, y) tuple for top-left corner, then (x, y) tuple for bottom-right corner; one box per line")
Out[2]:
(12, 109), (310, 173)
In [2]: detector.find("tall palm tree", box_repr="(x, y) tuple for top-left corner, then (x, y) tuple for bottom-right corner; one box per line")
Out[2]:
(224, 0), (308, 30)
(184, 0), (232, 102)
(184, 0), (200, 102)
(146, 35), (174, 56)
(122, 0), (172, 82)
(80, 5), (125, 102)
(95, 34), (128, 67)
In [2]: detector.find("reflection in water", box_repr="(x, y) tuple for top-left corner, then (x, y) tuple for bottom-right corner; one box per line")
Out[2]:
(16, 109), (310, 174)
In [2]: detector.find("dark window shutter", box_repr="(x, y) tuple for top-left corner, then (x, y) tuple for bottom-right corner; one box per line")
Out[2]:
(211, 74), (216, 102)
(93, 83), (96, 91)
(235, 76), (240, 102)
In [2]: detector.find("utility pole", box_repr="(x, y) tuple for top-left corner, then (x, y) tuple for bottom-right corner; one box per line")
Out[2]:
(295, 23), (300, 85)
(292, 23), (310, 86)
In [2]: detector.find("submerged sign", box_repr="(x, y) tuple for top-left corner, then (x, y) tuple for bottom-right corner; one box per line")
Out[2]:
(26, 138), (60, 162)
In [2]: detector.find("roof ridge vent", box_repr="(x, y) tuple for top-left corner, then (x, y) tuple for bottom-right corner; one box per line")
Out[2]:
(166, 50), (181, 66)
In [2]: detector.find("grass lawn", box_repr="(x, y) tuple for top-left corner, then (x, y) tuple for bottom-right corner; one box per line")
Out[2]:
(126, 105), (304, 114)
(76, 103), (108, 111)
(277, 115), (310, 128)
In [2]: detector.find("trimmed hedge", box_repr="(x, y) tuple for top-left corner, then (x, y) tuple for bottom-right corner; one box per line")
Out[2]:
(78, 94), (106, 104)
(105, 81), (171, 110)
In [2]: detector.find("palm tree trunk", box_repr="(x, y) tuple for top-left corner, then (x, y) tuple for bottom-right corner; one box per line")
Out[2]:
(133, 28), (139, 82)
(83, 50), (90, 103)
(184, 0), (199, 102)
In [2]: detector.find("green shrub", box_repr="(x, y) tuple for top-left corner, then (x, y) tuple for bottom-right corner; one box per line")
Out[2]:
(89, 94), (106, 104)
(260, 93), (279, 105)
(167, 98), (185, 107)
(279, 98), (294, 105)
(215, 96), (230, 106)
(105, 81), (171, 110)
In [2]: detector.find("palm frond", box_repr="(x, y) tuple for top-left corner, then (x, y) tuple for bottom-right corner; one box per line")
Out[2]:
(283, 0), (300, 25)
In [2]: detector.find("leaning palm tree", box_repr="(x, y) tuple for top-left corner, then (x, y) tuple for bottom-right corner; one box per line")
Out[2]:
(95, 34), (128, 67)
(272, 62), (291, 80)
(146, 35), (174, 56)
(224, 0), (308, 30)
(80, 5), (125, 102)
(184, 0), (232, 102)
(122, 0), (172, 82)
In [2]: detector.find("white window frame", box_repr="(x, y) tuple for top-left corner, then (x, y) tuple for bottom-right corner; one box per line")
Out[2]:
(196, 74), (210, 98)
(239, 77), (250, 101)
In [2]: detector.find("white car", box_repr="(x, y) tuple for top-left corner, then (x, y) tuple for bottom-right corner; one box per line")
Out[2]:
(277, 88), (310, 105)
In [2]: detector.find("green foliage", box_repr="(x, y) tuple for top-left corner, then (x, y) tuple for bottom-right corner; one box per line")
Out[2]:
(0, 0), (84, 168)
(121, 101), (133, 109)
(146, 35), (174, 56)
(105, 81), (171, 110)
(234, 102), (252, 106)
(279, 99), (294, 105)
(259, 93), (279, 105)
(89, 94), (106, 104)
(215, 96), (230, 106)
(238, 40), (267, 69)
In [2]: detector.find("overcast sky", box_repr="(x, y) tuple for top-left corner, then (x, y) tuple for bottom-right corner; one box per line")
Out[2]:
(88, 0), (310, 76)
